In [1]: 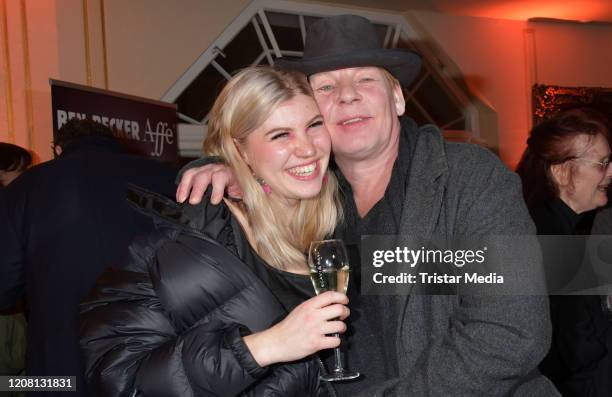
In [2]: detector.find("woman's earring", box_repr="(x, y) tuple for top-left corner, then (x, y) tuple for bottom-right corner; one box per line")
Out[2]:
(255, 176), (272, 194)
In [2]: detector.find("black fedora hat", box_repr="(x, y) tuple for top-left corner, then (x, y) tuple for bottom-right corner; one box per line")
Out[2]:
(276, 15), (422, 87)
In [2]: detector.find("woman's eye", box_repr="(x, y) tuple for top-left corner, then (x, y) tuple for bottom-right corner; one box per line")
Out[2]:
(309, 120), (324, 129)
(271, 132), (289, 140)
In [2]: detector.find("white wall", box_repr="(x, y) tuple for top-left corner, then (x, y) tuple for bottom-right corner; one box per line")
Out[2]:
(535, 22), (612, 88)
(1, 0), (59, 161)
(407, 10), (612, 168)
(102, 0), (249, 99)
(1, 0), (248, 162)
(3, 0), (611, 166)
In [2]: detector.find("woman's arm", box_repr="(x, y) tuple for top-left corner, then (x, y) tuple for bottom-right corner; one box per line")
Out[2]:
(80, 227), (350, 397)
(79, 230), (269, 397)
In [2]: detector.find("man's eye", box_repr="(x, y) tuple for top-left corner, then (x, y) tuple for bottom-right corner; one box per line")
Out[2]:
(271, 132), (289, 140)
(317, 85), (334, 93)
(359, 77), (374, 83)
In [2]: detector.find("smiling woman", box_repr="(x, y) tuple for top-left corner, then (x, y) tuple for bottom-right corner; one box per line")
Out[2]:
(233, 95), (329, 207)
(80, 67), (348, 397)
(517, 108), (611, 213)
(203, 67), (340, 271)
(516, 108), (612, 397)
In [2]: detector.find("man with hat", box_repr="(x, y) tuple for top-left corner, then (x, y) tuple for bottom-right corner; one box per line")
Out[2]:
(176, 14), (558, 396)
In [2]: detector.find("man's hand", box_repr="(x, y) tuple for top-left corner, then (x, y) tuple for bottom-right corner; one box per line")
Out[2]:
(176, 163), (241, 205)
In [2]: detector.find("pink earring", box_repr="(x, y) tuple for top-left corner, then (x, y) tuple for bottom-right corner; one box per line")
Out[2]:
(255, 176), (272, 194)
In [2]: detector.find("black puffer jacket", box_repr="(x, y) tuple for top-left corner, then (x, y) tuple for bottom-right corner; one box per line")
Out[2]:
(79, 187), (321, 396)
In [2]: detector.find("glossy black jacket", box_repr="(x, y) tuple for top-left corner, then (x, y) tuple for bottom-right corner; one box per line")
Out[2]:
(79, 188), (320, 396)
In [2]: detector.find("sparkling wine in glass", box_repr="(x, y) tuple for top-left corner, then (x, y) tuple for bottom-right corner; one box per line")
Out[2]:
(308, 239), (360, 382)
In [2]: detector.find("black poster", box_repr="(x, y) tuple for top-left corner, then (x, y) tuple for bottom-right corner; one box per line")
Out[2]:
(50, 79), (178, 163)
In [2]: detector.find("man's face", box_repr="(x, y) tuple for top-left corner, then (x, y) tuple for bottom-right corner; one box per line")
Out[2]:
(309, 67), (405, 163)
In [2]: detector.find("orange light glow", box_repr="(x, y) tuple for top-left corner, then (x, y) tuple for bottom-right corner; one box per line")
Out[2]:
(432, 0), (612, 23)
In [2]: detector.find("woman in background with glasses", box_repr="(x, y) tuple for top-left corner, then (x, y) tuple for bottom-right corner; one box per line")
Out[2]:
(517, 108), (612, 397)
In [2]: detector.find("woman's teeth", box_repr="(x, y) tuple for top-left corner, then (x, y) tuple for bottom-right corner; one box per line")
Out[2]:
(288, 162), (316, 176)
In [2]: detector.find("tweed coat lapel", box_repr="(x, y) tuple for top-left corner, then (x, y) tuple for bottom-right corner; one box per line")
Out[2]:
(394, 122), (449, 320)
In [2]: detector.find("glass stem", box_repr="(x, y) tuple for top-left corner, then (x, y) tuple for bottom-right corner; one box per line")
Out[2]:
(332, 333), (344, 372)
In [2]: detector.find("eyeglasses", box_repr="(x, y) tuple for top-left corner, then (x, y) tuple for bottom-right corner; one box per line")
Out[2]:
(570, 155), (612, 171)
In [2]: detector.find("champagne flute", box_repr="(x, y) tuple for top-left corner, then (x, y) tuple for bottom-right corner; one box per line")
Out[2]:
(308, 239), (360, 381)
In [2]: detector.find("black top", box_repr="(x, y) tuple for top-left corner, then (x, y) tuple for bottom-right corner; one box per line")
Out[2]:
(203, 199), (315, 312)
(240, 233), (315, 313)
(330, 123), (416, 395)
(530, 198), (596, 293)
(530, 197), (593, 236)
(532, 198), (612, 397)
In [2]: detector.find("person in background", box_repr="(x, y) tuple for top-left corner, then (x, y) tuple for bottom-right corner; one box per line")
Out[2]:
(0, 142), (31, 396)
(80, 67), (347, 396)
(516, 108), (612, 397)
(0, 142), (32, 187)
(174, 14), (557, 397)
(0, 119), (177, 396)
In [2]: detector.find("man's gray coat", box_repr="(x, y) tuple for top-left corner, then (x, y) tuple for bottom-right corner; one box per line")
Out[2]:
(357, 119), (559, 396)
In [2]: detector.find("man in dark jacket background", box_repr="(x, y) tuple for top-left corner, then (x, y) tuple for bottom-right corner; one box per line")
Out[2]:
(0, 119), (177, 396)
(0, 142), (31, 391)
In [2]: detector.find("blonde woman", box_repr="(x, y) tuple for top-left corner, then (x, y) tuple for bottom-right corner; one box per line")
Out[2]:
(79, 67), (346, 397)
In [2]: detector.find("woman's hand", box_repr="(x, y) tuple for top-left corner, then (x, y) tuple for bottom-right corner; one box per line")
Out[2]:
(243, 291), (349, 367)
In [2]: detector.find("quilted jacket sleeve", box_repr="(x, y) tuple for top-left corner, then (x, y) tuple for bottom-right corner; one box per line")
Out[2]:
(79, 227), (270, 397)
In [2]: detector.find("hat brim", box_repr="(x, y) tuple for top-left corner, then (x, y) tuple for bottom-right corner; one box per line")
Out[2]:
(276, 48), (422, 87)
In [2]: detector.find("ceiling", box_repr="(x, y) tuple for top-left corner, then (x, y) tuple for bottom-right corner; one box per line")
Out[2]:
(324, 0), (612, 23)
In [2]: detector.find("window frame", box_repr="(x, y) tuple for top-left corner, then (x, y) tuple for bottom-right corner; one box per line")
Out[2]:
(164, 0), (486, 157)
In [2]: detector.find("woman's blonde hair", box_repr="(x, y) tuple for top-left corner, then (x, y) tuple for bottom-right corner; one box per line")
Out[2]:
(203, 67), (342, 270)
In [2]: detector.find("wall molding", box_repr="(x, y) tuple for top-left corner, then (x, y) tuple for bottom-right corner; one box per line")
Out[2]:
(1, 0), (15, 143)
(20, 0), (34, 151)
(523, 28), (537, 131)
(100, 0), (108, 88)
(83, 0), (92, 85)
